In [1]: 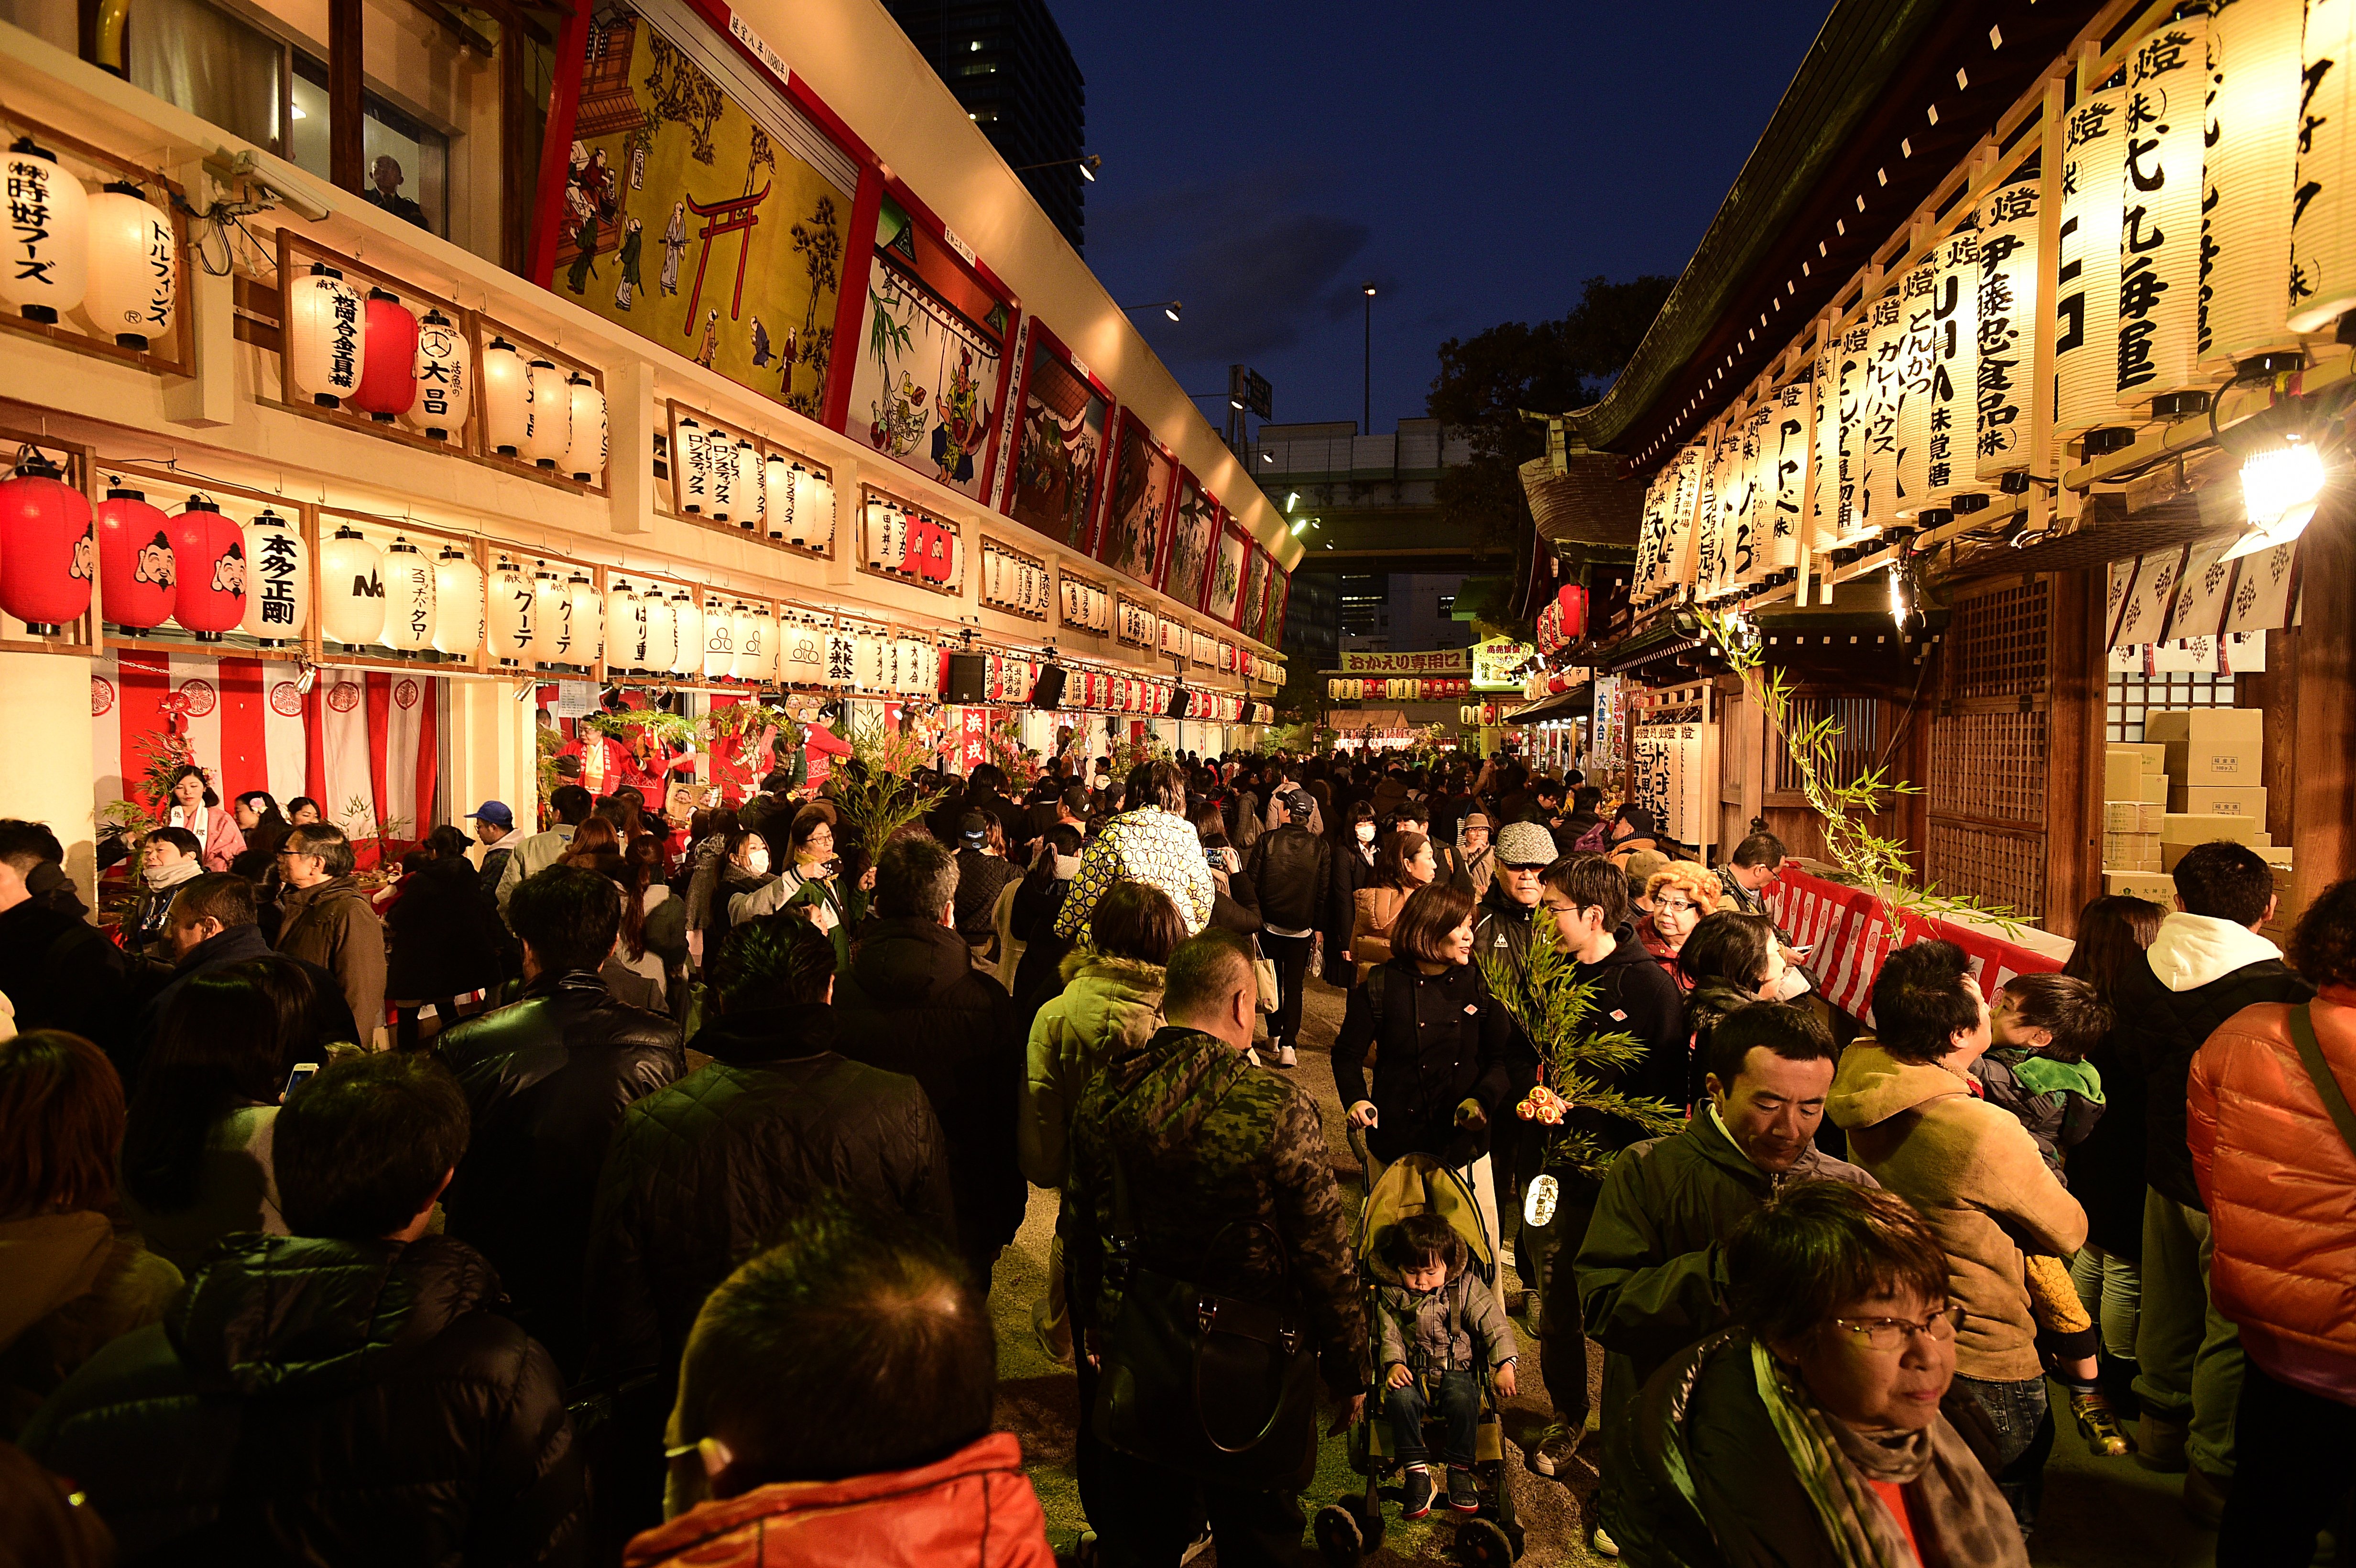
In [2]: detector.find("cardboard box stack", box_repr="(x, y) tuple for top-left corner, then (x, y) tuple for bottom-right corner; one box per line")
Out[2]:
(2105, 708), (2288, 902)
(2099, 743), (2168, 882)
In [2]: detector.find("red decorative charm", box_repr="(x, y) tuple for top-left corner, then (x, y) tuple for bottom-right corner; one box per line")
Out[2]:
(167, 498), (247, 641)
(96, 485), (176, 630)
(351, 289), (419, 423)
(0, 451), (96, 633)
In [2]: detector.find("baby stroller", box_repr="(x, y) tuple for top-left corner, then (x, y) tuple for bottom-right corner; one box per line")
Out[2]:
(1315, 1152), (1524, 1566)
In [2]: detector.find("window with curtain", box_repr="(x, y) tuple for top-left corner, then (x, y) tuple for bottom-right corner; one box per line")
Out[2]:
(128, 0), (284, 154)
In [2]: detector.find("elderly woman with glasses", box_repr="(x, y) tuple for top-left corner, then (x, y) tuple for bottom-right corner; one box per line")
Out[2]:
(1636, 862), (1730, 994)
(1622, 1183), (2027, 1568)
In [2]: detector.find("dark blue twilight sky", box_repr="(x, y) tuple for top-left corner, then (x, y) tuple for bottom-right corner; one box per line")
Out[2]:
(1055, 1), (1825, 438)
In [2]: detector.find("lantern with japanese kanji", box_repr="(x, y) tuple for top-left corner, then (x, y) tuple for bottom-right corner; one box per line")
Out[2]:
(485, 555), (533, 665)
(642, 586), (679, 674)
(0, 142), (87, 326)
(701, 597), (735, 681)
(240, 510), (307, 645)
(285, 263), (366, 409)
(481, 338), (530, 455)
(530, 566), (569, 668)
(350, 289), (418, 423)
(84, 182), (175, 350)
(404, 310), (470, 442)
(2054, 79), (2131, 435)
(521, 360), (569, 469)
(432, 545), (481, 658)
(606, 578), (644, 672)
(561, 375), (606, 483)
(97, 486), (175, 631)
(676, 419), (711, 514)
(380, 536), (436, 652)
(320, 524), (384, 649)
(729, 440), (764, 530)
(167, 497), (245, 641)
(669, 591), (702, 677)
(565, 571), (601, 669)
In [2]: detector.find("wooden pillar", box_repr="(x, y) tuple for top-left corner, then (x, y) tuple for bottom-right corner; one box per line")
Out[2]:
(2042, 567), (2104, 937)
(329, 0), (364, 195)
(2290, 502), (2355, 907)
(500, 31), (533, 275)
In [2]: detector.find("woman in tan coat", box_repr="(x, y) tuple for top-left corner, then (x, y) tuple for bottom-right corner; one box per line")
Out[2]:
(1353, 830), (1437, 985)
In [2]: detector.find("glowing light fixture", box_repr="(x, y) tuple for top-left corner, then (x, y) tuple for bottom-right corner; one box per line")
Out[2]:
(2225, 437), (2325, 560)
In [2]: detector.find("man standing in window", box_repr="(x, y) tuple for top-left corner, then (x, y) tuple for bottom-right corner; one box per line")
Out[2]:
(366, 155), (426, 229)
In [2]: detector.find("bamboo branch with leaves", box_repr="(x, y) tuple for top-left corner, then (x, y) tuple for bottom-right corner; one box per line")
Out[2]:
(823, 711), (940, 856)
(1481, 940), (1684, 1181)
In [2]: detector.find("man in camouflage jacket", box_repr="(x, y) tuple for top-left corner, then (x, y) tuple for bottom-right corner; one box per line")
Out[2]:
(1065, 930), (1364, 1561)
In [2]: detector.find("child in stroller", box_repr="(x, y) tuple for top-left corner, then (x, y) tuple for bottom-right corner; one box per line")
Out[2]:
(1379, 1213), (1519, 1517)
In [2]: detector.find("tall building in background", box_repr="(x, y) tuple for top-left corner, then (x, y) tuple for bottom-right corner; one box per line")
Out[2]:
(886, 0), (1088, 253)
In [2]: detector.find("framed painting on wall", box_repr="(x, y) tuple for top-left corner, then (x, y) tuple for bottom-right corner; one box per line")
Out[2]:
(1096, 410), (1175, 588)
(1263, 565), (1291, 647)
(1159, 471), (1219, 610)
(1236, 538), (1268, 637)
(1002, 322), (1113, 554)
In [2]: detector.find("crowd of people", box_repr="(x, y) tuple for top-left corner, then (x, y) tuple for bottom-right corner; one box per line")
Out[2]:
(0, 741), (2350, 1568)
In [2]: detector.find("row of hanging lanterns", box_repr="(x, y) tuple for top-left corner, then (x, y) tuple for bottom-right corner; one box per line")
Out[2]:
(1458, 703), (1506, 728)
(1058, 575), (1112, 632)
(1534, 583), (1590, 653)
(1326, 676), (1473, 702)
(674, 417), (840, 548)
(981, 546), (1053, 618)
(861, 493), (961, 585)
(0, 142), (178, 351)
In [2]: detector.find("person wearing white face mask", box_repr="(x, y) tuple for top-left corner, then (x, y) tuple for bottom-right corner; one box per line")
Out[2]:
(1325, 801), (1382, 986)
(125, 827), (206, 955)
(720, 825), (779, 928)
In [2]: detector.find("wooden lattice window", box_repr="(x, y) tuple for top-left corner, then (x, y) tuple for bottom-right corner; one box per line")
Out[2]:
(1771, 694), (1880, 795)
(1926, 576), (2052, 921)
(2107, 671), (2234, 742)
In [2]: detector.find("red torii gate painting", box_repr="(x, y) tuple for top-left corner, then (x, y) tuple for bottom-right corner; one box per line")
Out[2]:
(681, 180), (770, 329)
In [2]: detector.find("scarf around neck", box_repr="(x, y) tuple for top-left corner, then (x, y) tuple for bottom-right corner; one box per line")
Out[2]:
(1749, 1340), (2026, 1568)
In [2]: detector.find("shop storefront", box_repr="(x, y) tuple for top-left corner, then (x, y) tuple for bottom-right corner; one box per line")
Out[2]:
(0, 0), (1292, 902)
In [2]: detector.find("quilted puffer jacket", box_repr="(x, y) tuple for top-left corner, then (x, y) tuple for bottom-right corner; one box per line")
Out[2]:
(436, 969), (683, 1377)
(20, 1234), (583, 1567)
(583, 1002), (957, 1386)
(621, 1433), (1053, 1568)
(2189, 985), (2356, 1407)
(1019, 952), (1164, 1190)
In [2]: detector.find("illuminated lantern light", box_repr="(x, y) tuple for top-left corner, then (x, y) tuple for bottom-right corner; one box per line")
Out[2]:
(84, 181), (175, 350)
(1730, 402), (1771, 587)
(2054, 79), (2132, 435)
(481, 338), (530, 456)
(2290, 0), (2356, 331)
(2202, 0), (2303, 364)
(642, 585), (679, 674)
(0, 141), (87, 325)
(521, 360), (570, 469)
(799, 468), (836, 552)
(566, 570), (602, 670)
(96, 484), (175, 631)
(432, 545), (482, 658)
(562, 375), (607, 483)
(857, 631), (884, 692)
(1888, 256), (1941, 519)
(1913, 229), (1980, 510)
(763, 452), (793, 541)
(606, 577), (645, 672)
(730, 440), (763, 530)
(380, 536), (436, 653)
(670, 590), (702, 677)
(730, 601), (762, 683)
(781, 612), (823, 685)
(319, 523), (385, 649)
(485, 555), (533, 665)
(240, 510), (307, 645)
(2114, 14), (2210, 403)
(1805, 339), (1847, 555)
(531, 565), (571, 668)
(284, 262), (367, 409)
(165, 498), (245, 642)
(745, 603), (777, 685)
(701, 597), (735, 681)
(676, 419), (711, 513)
(351, 289), (419, 424)
(1974, 176), (2041, 482)
(864, 495), (898, 573)
(404, 310), (470, 442)
(1853, 275), (1910, 529)
(708, 432), (739, 523)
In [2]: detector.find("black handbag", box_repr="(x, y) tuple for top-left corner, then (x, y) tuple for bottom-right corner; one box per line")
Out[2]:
(1089, 1153), (1324, 1492)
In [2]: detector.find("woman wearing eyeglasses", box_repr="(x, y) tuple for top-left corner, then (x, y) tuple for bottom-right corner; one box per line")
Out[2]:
(1636, 862), (1730, 994)
(1625, 1183), (2028, 1567)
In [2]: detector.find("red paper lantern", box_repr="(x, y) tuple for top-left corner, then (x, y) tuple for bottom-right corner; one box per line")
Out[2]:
(0, 453), (94, 633)
(350, 288), (419, 424)
(96, 485), (176, 631)
(167, 497), (247, 641)
(1557, 583), (1589, 640)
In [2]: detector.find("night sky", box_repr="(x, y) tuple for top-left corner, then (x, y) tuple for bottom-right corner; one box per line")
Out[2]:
(1058, 0), (1826, 438)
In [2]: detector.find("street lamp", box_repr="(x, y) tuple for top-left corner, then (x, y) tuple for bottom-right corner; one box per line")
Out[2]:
(1122, 300), (1181, 322)
(1013, 153), (1102, 182)
(1361, 282), (1377, 435)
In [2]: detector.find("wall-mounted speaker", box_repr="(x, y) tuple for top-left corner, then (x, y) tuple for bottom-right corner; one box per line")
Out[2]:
(1164, 684), (1189, 719)
(943, 652), (988, 704)
(1030, 663), (1066, 709)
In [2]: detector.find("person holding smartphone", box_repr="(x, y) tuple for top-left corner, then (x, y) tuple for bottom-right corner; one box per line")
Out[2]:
(736, 804), (865, 971)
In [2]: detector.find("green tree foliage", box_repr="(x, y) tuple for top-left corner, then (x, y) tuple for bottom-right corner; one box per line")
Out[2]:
(1427, 274), (1674, 555)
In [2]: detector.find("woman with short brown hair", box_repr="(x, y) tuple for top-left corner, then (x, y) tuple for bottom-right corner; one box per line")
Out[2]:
(1352, 829), (1438, 983)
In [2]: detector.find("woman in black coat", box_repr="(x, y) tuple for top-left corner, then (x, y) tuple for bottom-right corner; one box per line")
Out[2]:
(1325, 798), (1379, 985)
(385, 825), (518, 1047)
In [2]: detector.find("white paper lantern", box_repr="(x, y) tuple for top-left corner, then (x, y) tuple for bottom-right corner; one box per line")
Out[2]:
(1854, 285), (1908, 526)
(2055, 81), (2132, 434)
(0, 141), (87, 325)
(320, 524), (384, 648)
(285, 263), (366, 409)
(865, 496), (897, 571)
(1811, 337), (1855, 549)
(2203, 0), (2304, 362)
(764, 452), (794, 540)
(1920, 228), (1980, 506)
(521, 360), (570, 469)
(433, 545), (482, 657)
(1974, 177), (2041, 481)
(605, 578), (644, 671)
(481, 338), (530, 455)
(782, 614), (824, 685)
(642, 586), (679, 674)
(239, 509), (309, 644)
(1690, 440), (1724, 594)
(1766, 378), (1813, 570)
(84, 181), (175, 349)
(2115, 15), (2211, 402)
(701, 597), (735, 681)
(730, 441), (764, 530)
(399, 310), (470, 443)
(824, 628), (856, 687)
(2291, 0), (2356, 331)
(381, 536), (436, 652)
(744, 604), (777, 685)
(676, 418), (711, 513)
(1729, 404), (1769, 587)
(729, 602), (761, 683)
(670, 590), (701, 677)
(800, 468), (837, 551)
(708, 433), (739, 522)
(566, 571), (602, 668)
(561, 375), (607, 482)
(530, 566), (568, 667)
(862, 631), (890, 691)
(486, 555), (533, 664)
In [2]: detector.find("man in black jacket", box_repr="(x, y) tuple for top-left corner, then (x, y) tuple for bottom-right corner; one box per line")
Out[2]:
(2108, 841), (2312, 1512)
(23, 1052), (585, 1566)
(0, 819), (138, 1073)
(436, 864), (683, 1376)
(834, 835), (1025, 1292)
(136, 873), (359, 1075)
(1243, 785), (1328, 1068)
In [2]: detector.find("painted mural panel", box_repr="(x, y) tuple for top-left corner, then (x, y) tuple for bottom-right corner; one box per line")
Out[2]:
(1006, 331), (1109, 552)
(1161, 472), (1218, 609)
(845, 196), (1012, 500)
(1096, 410), (1174, 587)
(1239, 544), (1269, 639)
(548, 0), (852, 417)
(1262, 564), (1290, 647)
(1206, 521), (1247, 625)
